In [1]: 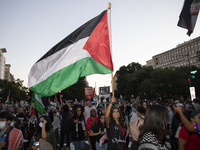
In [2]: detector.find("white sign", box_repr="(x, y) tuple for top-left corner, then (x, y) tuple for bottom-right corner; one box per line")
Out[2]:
(99, 86), (110, 103)
(190, 87), (196, 101)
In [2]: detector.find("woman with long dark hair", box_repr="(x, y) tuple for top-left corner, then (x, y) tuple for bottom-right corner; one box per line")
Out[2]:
(138, 105), (169, 150)
(90, 114), (108, 150)
(105, 98), (126, 150)
(69, 105), (86, 150)
(29, 115), (56, 150)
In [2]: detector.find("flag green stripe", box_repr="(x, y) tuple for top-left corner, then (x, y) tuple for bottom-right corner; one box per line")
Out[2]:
(32, 93), (45, 114)
(30, 57), (113, 97)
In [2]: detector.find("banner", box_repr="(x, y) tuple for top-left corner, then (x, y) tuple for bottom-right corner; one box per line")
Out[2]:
(190, 87), (196, 101)
(99, 86), (110, 103)
(84, 87), (94, 99)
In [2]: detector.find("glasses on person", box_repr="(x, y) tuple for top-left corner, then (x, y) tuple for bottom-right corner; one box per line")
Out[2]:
(38, 121), (43, 123)
(77, 110), (82, 112)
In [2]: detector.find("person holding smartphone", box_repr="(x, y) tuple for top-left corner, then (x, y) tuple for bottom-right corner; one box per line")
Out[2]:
(29, 115), (56, 150)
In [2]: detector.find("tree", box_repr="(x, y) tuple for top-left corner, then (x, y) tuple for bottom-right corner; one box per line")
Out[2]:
(0, 78), (29, 103)
(61, 77), (88, 101)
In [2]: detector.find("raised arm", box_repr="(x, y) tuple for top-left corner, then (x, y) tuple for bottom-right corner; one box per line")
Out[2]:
(173, 105), (196, 132)
(105, 97), (115, 128)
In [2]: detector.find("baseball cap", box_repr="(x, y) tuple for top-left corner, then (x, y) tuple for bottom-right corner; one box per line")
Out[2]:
(191, 110), (198, 118)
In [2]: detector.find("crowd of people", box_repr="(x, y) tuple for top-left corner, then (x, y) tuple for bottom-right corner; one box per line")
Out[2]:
(0, 97), (199, 150)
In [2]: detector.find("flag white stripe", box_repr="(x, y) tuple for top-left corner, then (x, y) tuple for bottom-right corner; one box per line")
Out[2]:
(28, 37), (91, 87)
(35, 93), (45, 108)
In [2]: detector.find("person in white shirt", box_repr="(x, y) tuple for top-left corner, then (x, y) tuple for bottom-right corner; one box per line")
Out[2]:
(184, 99), (189, 110)
(84, 99), (97, 121)
(192, 99), (199, 111)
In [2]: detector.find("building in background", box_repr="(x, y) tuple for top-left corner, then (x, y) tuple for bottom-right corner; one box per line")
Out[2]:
(0, 48), (6, 80)
(146, 36), (200, 68)
(4, 64), (15, 82)
(0, 48), (15, 82)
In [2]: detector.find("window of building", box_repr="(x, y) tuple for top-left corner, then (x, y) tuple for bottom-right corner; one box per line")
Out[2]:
(194, 44), (197, 53)
(198, 43), (200, 50)
(191, 45), (193, 54)
(169, 53), (171, 61)
(171, 52), (173, 60)
(181, 48), (184, 55)
(174, 52), (176, 59)
(185, 48), (187, 55)
(177, 50), (179, 58)
(167, 54), (168, 61)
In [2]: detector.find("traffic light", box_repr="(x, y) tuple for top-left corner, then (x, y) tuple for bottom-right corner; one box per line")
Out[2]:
(191, 70), (197, 79)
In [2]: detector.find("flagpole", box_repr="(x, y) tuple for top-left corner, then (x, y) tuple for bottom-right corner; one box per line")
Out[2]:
(108, 3), (114, 99)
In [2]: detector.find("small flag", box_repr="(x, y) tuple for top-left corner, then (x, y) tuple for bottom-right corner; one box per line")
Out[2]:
(32, 93), (45, 114)
(11, 99), (14, 106)
(49, 97), (57, 106)
(96, 100), (99, 107)
(60, 95), (62, 103)
(16, 100), (19, 106)
(120, 94), (123, 99)
(74, 98), (77, 104)
(5, 90), (11, 104)
(178, 0), (200, 36)
(28, 9), (113, 98)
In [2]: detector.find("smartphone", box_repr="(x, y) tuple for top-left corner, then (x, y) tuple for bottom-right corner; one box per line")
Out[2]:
(35, 141), (39, 146)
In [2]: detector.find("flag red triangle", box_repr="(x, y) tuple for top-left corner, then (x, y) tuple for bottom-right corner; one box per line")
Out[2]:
(83, 11), (113, 70)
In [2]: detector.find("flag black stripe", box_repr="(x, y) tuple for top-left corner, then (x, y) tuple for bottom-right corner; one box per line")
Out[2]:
(36, 10), (107, 63)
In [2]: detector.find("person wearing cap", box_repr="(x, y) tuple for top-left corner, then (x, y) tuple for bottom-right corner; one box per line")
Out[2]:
(178, 110), (200, 150)
(173, 105), (200, 134)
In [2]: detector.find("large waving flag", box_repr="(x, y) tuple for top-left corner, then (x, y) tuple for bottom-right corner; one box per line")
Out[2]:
(178, 0), (200, 36)
(28, 10), (113, 97)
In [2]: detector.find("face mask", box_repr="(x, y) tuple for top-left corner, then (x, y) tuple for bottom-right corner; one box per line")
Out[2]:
(10, 122), (13, 127)
(39, 122), (43, 128)
(0, 122), (6, 129)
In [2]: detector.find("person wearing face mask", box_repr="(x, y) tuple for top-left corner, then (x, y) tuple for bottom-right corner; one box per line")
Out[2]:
(29, 115), (56, 150)
(0, 111), (24, 150)
(17, 108), (27, 137)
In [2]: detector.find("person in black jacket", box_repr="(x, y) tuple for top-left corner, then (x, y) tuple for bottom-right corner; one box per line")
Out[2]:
(90, 114), (108, 150)
(69, 105), (86, 150)
(105, 98), (126, 150)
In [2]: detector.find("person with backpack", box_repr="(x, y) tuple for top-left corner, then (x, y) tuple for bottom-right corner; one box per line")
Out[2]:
(178, 110), (200, 150)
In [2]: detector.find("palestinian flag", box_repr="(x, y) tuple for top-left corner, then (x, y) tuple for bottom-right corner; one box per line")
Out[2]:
(32, 93), (45, 114)
(5, 90), (11, 104)
(16, 101), (19, 106)
(60, 95), (63, 103)
(48, 97), (57, 106)
(178, 0), (200, 36)
(28, 10), (113, 98)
